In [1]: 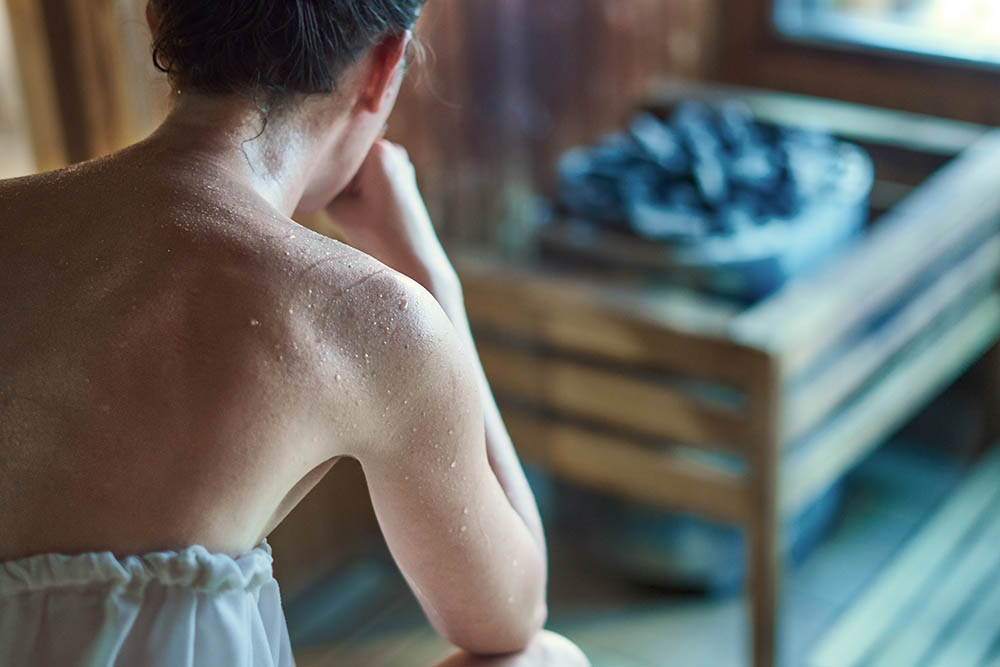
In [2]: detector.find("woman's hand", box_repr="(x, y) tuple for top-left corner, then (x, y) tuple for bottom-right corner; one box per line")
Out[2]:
(324, 140), (458, 295)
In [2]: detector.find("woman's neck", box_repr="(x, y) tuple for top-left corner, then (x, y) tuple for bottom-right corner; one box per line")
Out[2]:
(142, 92), (350, 218)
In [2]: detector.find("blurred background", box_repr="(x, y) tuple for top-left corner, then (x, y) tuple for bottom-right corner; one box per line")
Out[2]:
(3, 1), (1000, 665)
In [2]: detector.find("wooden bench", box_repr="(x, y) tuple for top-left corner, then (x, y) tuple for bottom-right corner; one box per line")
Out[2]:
(455, 83), (1000, 667)
(811, 444), (1000, 667)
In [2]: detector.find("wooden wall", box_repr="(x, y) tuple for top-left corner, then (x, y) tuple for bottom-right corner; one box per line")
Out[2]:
(390, 0), (719, 245)
(6, 0), (718, 240)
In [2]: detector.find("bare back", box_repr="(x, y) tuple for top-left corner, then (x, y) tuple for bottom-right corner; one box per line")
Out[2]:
(0, 144), (388, 559)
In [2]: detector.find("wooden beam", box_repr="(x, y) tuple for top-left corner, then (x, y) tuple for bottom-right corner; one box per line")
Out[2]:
(743, 348), (782, 667)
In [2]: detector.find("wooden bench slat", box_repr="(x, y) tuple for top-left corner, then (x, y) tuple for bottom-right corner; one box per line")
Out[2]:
(458, 253), (758, 387)
(809, 445), (1000, 667)
(926, 566), (1000, 667)
(784, 233), (1000, 445)
(782, 293), (1000, 517)
(734, 129), (1000, 378)
(503, 412), (749, 524)
(870, 501), (1000, 667)
(479, 341), (749, 453)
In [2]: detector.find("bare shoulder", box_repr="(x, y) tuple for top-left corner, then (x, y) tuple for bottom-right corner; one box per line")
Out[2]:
(299, 242), (476, 461)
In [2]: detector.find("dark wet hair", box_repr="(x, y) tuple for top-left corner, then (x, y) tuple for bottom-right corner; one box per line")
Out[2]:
(150, 0), (426, 103)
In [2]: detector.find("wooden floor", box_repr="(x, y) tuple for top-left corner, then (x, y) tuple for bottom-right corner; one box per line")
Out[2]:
(288, 388), (994, 667)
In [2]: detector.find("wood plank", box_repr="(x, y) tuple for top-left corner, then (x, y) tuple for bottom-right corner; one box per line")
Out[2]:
(645, 79), (987, 156)
(734, 129), (1000, 378)
(782, 293), (1000, 517)
(457, 252), (754, 387)
(809, 445), (1000, 667)
(784, 234), (1000, 445)
(502, 412), (750, 524)
(926, 565), (1000, 667)
(870, 503), (1000, 667)
(479, 341), (750, 452)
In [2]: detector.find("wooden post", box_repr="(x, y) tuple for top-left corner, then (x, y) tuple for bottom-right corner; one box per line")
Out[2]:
(746, 349), (782, 667)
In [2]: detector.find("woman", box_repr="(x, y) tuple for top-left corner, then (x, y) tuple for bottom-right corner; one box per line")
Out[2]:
(0, 2), (588, 665)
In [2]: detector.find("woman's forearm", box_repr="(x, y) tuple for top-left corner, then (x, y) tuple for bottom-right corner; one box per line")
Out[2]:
(406, 256), (547, 553)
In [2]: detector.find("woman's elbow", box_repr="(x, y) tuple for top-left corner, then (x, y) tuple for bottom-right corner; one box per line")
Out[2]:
(443, 598), (548, 656)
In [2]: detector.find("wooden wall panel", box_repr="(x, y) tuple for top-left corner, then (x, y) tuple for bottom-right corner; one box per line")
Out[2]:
(4, 0), (66, 172)
(389, 0), (719, 244)
(13, 0), (718, 239)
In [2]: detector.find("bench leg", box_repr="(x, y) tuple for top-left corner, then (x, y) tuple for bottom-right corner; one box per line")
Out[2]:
(747, 352), (781, 667)
(747, 484), (780, 667)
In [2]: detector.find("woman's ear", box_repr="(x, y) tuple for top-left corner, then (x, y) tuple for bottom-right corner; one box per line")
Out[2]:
(360, 32), (411, 114)
(145, 1), (161, 36)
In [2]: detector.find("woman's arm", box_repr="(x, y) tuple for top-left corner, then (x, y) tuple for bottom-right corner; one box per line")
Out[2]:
(325, 141), (545, 550)
(349, 273), (547, 652)
(322, 141), (548, 652)
(421, 275), (547, 551)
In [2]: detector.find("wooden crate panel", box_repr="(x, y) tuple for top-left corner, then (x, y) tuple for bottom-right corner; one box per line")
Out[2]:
(478, 340), (749, 453)
(459, 253), (759, 387)
(502, 411), (749, 524)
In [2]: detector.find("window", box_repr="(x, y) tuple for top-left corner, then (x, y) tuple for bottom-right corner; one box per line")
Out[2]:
(774, 0), (1000, 69)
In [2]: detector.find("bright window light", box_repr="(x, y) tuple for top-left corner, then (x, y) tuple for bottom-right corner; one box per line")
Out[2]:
(775, 0), (1000, 69)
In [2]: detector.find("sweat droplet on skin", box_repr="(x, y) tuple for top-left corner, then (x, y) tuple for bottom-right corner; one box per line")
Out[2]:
(250, 319), (260, 327)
